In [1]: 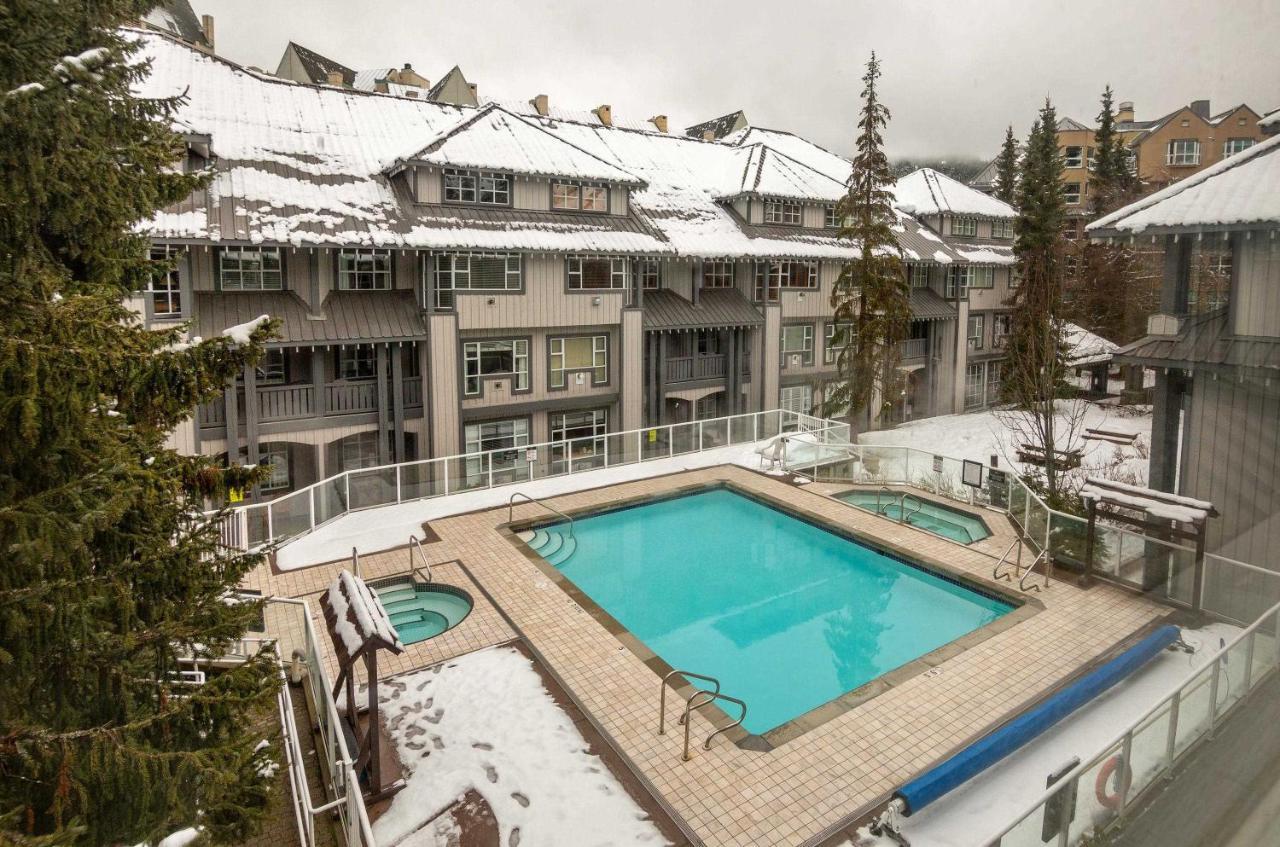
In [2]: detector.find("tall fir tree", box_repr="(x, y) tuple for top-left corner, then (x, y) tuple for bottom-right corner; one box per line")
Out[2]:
(1000, 100), (1071, 496)
(825, 53), (909, 429)
(993, 125), (1020, 205)
(1, 4), (281, 844)
(1089, 85), (1138, 217)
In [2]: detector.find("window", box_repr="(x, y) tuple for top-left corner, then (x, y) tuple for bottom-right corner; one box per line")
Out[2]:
(463, 339), (529, 395)
(946, 266), (972, 299)
(967, 314), (985, 350)
(964, 362), (985, 409)
(754, 261), (817, 301)
(909, 264), (930, 288)
(337, 346), (376, 380)
(219, 246), (282, 291)
(1062, 218), (1081, 240)
(970, 267), (995, 289)
(764, 199), (802, 225)
(993, 313), (1012, 348)
(637, 260), (661, 290)
(695, 329), (721, 355)
(1124, 150), (1138, 175)
(824, 205), (841, 229)
(432, 253), (522, 308)
(1063, 146), (1083, 168)
(1087, 147), (1097, 171)
(443, 167), (511, 205)
(951, 217), (977, 237)
(339, 431), (379, 471)
(1063, 182), (1082, 205)
(991, 219), (1014, 239)
(337, 248), (392, 290)
(550, 408), (607, 463)
(148, 245), (184, 317)
(825, 322), (855, 364)
(567, 256), (628, 290)
(986, 361), (1002, 396)
(550, 335), (607, 388)
(694, 394), (720, 420)
(780, 324), (814, 366)
(703, 261), (734, 288)
(1224, 138), (1256, 158)
(464, 418), (529, 456)
(257, 349), (286, 384)
(780, 384), (812, 415)
(258, 445), (290, 491)
(551, 181), (607, 212)
(1167, 140), (1201, 166)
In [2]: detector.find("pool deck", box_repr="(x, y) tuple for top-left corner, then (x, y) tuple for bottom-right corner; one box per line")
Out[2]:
(246, 465), (1167, 847)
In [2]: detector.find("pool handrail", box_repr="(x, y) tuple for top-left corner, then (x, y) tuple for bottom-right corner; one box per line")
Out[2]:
(682, 689), (748, 760)
(408, 534), (432, 583)
(992, 538), (1024, 582)
(901, 492), (924, 525)
(658, 669), (720, 737)
(507, 491), (575, 541)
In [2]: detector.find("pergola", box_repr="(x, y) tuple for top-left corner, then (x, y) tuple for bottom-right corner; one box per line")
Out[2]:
(320, 569), (405, 800)
(1079, 477), (1218, 614)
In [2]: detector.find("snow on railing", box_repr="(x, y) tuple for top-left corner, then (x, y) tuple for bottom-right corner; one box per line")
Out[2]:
(212, 408), (817, 552)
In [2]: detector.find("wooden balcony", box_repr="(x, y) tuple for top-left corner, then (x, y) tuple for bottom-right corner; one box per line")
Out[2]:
(899, 337), (929, 361)
(198, 377), (424, 429)
(666, 354), (727, 383)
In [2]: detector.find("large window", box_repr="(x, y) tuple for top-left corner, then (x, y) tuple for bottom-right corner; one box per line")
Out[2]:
(336, 346), (376, 380)
(1224, 138), (1256, 158)
(219, 246), (282, 291)
(1063, 182), (1082, 205)
(964, 362), (985, 410)
(433, 253), (521, 308)
(970, 267), (995, 289)
(991, 219), (1014, 239)
(754, 260), (817, 301)
(257, 349), (287, 384)
(946, 266), (973, 299)
(463, 339), (529, 395)
(780, 384), (812, 415)
(967, 314), (985, 351)
(551, 181), (607, 212)
(695, 394), (720, 420)
(337, 248), (392, 290)
(780, 324), (814, 366)
(1166, 140), (1201, 166)
(550, 408), (607, 465)
(951, 217), (977, 237)
(258, 445), (291, 491)
(993, 313), (1012, 348)
(464, 418), (529, 457)
(825, 322), (855, 365)
(549, 335), (607, 388)
(764, 199), (802, 225)
(909, 264), (930, 288)
(567, 256), (628, 290)
(443, 167), (511, 205)
(148, 245), (184, 317)
(638, 260), (661, 290)
(340, 431), (380, 471)
(703, 261), (734, 288)
(1063, 146), (1084, 168)
(824, 205), (841, 229)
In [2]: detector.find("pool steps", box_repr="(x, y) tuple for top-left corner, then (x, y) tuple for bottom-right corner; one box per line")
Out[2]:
(370, 578), (473, 643)
(518, 527), (578, 565)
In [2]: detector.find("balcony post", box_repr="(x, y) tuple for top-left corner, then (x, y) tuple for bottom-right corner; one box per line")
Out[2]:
(375, 344), (390, 465)
(243, 362), (261, 502)
(656, 333), (667, 425)
(312, 348), (327, 415)
(725, 328), (738, 414)
(391, 343), (406, 463)
(223, 374), (240, 468)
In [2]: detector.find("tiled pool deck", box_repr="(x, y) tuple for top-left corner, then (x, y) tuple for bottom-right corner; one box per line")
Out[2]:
(246, 465), (1167, 847)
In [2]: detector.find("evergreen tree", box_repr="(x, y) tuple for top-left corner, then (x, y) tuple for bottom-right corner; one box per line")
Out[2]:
(825, 53), (909, 429)
(1000, 100), (1071, 496)
(993, 125), (1020, 205)
(1, 4), (280, 844)
(1089, 85), (1138, 217)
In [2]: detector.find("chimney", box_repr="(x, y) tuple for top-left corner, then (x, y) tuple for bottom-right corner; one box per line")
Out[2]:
(200, 14), (215, 52)
(649, 115), (668, 133)
(1117, 101), (1134, 123)
(530, 94), (550, 116)
(1190, 99), (1211, 120)
(326, 70), (345, 87)
(593, 104), (613, 127)
(702, 130), (715, 142)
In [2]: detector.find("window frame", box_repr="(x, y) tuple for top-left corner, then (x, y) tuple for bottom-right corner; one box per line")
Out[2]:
(780, 384), (813, 416)
(702, 261), (734, 288)
(1166, 139), (1201, 166)
(909, 264), (931, 288)
(549, 407), (608, 464)
(218, 246), (283, 291)
(991, 219), (1014, 239)
(550, 180), (609, 213)
(1223, 138), (1256, 158)
(754, 260), (818, 301)
(945, 266), (972, 299)
(1063, 182), (1082, 205)
(431, 253), (523, 308)
(824, 321), (856, 365)
(258, 444), (291, 492)
(970, 267), (995, 289)
(336, 248), (393, 291)
(338, 431), (380, 471)
(824, 205), (840, 229)
(442, 167), (512, 206)
(548, 334), (608, 390)
(463, 417), (530, 460)
(148, 244), (185, 318)
(763, 198), (803, 226)
(566, 256), (629, 291)
(951, 217), (977, 237)
(462, 338), (530, 397)
(637, 260), (661, 290)
(336, 346), (377, 381)
(1063, 146), (1084, 168)
(967, 313), (985, 351)
(780, 323), (815, 367)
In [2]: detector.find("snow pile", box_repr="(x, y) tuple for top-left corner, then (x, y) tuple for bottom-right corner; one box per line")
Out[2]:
(373, 646), (667, 847)
(220, 315), (270, 346)
(893, 168), (1017, 220)
(325, 570), (403, 655)
(1064, 322), (1119, 367)
(1080, 477), (1214, 523)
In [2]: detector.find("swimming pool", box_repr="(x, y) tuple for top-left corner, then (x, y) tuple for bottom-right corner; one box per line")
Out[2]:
(526, 487), (1013, 736)
(836, 489), (992, 544)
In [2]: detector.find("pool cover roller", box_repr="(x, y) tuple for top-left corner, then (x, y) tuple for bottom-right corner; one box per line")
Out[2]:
(894, 624), (1181, 815)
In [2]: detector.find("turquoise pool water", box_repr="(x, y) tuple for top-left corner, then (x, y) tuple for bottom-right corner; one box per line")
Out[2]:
(836, 490), (992, 544)
(535, 488), (1012, 735)
(372, 580), (473, 645)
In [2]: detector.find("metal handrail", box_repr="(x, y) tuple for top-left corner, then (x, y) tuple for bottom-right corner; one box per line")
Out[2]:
(901, 493), (924, 525)
(658, 669), (720, 736)
(507, 492), (575, 541)
(408, 534), (432, 583)
(350, 546), (360, 578)
(1019, 549), (1051, 592)
(875, 485), (897, 516)
(992, 538), (1024, 582)
(681, 689), (748, 760)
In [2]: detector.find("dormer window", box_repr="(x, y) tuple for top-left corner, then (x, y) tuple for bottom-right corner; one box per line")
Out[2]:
(764, 199), (802, 226)
(337, 248), (392, 290)
(443, 167), (511, 205)
(951, 217), (977, 237)
(551, 180), (608, 213)
(824, 206), (841, 229)
(991, 220), (1014, 239)
(219, 246), (282, 291)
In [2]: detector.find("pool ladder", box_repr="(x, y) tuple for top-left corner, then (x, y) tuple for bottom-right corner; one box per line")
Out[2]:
(507, 492), (575, 541)
(875, 487), (924, 526)
(657, 670), (748, 761)
(993, 538), (1050, 592)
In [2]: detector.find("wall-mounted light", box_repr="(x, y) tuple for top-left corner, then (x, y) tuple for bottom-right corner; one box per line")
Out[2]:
(592, 296), (601, 306)
(487, 297), (496, 305)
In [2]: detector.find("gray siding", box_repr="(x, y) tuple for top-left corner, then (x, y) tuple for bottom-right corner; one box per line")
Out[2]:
(454, 255), (626, 330)
(1232, 237), (1280, 338)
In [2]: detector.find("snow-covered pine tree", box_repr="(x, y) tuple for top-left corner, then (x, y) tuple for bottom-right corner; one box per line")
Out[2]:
(0, 4), (280, 845)
(1000, 100), (1071, 497)
(825, 53), (909, 430)
(993, 125), (1019, 205)
(1089, 85), (1139, 216)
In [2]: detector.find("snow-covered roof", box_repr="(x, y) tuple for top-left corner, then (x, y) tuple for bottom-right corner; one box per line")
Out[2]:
(893, 168), (1017, 220)
(322, 570), (404, 659)
(721, 144), (847, 202)
(1089, 132), (1280, 234)
(1080, 477), (1216, 524)
(391, 105), (643, 185)
(1261, 108), (1280, 130)
(1064, 322), (1118, 366)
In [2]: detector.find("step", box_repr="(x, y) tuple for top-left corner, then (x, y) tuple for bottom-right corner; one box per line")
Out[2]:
(376, 588), (419, 605)
(384, 597), (431, 615)
(539, 532), (565, 559)
(529, 529), (551, 550)
(516, 530), (536, 543)
(545, 535), (578, 566)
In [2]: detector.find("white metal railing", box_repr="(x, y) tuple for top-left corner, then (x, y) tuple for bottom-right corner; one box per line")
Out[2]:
(214, 408), (837, 551)
(985, 566), (1280, 846)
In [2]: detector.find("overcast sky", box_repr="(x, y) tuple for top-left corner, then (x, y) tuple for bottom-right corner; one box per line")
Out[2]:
(196, 0), (1278, 161)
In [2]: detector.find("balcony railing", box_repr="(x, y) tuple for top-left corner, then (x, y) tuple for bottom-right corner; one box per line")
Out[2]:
(257, 385), (315, 420)
(325, 381), (379, 414)
(666, 354), (727, 383)
(199, 378), (429, 428)
(898, 338), (928, 360)
(403, 376), (423, 407)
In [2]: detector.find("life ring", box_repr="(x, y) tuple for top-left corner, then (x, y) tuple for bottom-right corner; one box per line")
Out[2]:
(1095, 755), (1132, 809)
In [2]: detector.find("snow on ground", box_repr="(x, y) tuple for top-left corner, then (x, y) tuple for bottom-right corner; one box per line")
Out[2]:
(857, 401), (1152, 490)
(373, 646), (667, 847)
(850, 623), (1242, 847)
(276, 440), (770, 569)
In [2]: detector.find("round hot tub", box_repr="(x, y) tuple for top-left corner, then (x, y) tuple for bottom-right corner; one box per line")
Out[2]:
(370, 578), (473, 645)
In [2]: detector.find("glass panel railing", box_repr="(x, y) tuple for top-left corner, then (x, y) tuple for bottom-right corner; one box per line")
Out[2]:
(1127, 702), (1174, 804)
(606, 432), (640, 467)
(270, 488), (313, 540)
(757, 410), (782, 441)
(1049, 510), (1092, 574)
(858, 445), (907, 485)
(1026, 495), (1050, 552)
(244, 504), (271, 548)
(701, 418), (729, 449)
(1173, 665), (1215, 757)
(565, 436), (607, 473)
(671, 422), (698, 455)
(313, 476), (348, 525)
(399, 459), (444, 501)
(640, 426), (671, 461)
(1064, 739), (1124, 843)
(447, 454), (491, 494)
(347, 466), (397, 510)
(728, 413), (755, 445)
